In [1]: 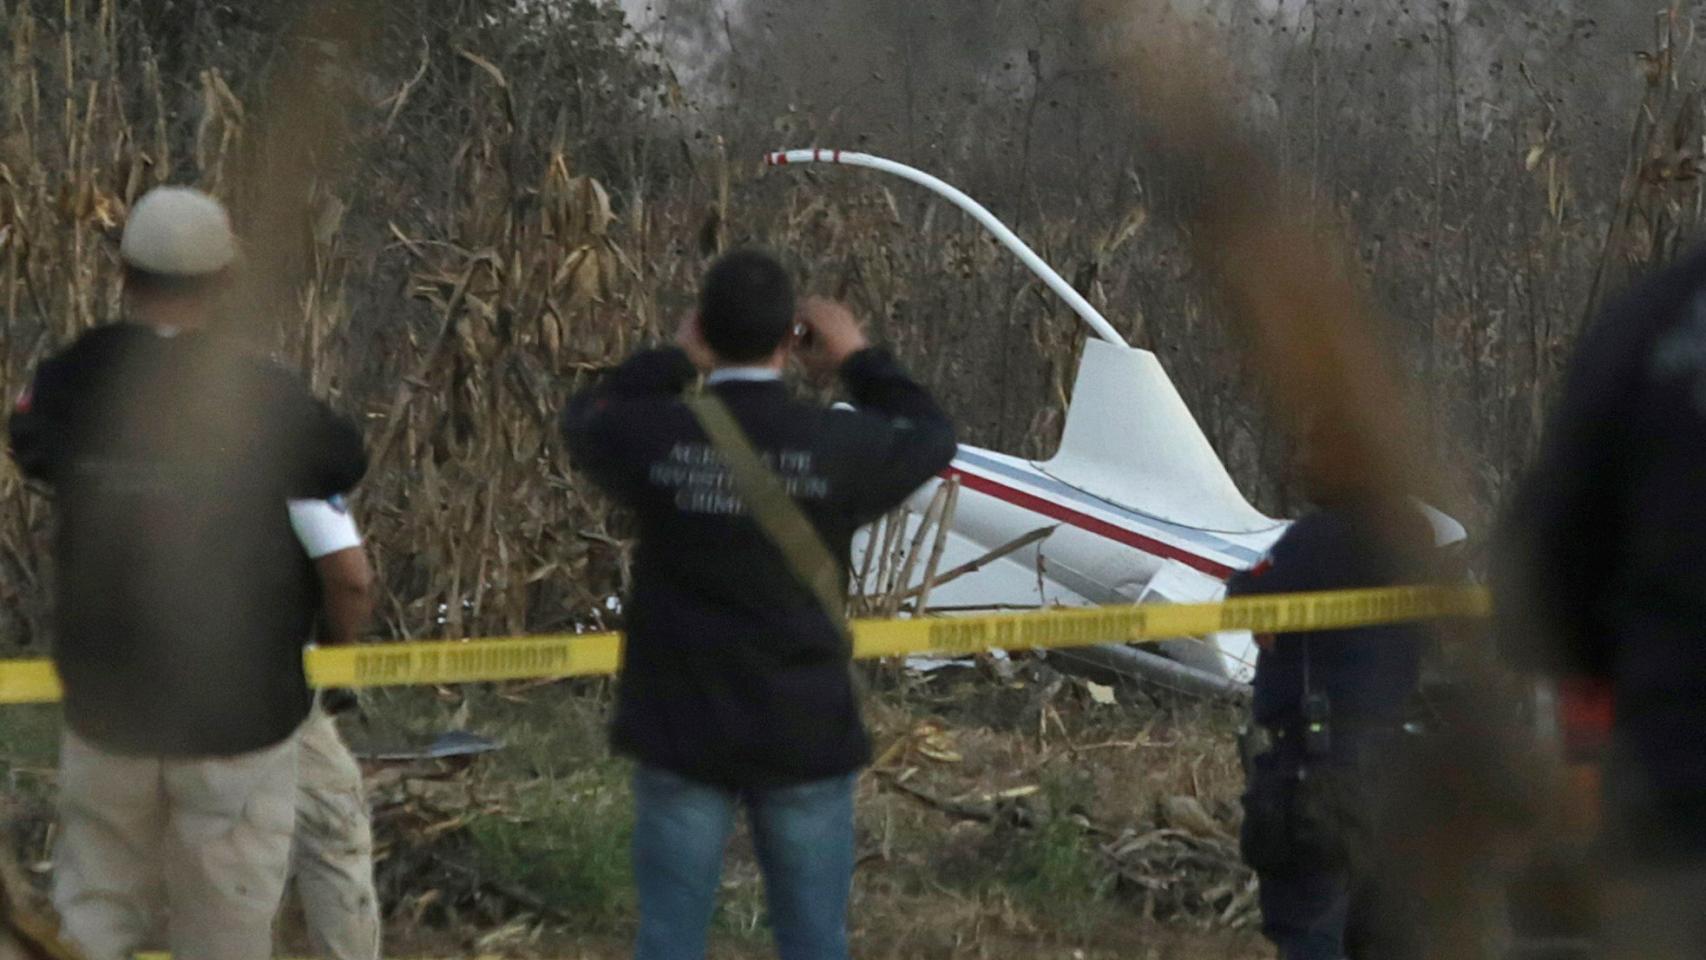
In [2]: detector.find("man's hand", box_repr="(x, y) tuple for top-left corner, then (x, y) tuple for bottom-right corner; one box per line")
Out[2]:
(674, 311), (717, 372)
(795, 297), (869, 383)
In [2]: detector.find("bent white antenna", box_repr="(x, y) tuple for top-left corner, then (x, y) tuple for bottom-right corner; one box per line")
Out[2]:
(765, 149), (1128, 347)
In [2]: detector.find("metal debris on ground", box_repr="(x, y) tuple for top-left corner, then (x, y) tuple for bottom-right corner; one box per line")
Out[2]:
(352, 730), (504, 763)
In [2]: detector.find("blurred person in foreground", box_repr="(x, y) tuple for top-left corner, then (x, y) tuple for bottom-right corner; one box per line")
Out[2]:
(1494, 247), (1706, 960)
(1230, 417), (1460, 960)
(6, 186), (367, 960)
(562, 250), (957, 960)
(286, 496), (381, 960)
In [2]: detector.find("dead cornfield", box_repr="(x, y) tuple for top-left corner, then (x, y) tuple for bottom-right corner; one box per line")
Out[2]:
(9, 3), (1706, 647)
(8, 2), (1706, 956)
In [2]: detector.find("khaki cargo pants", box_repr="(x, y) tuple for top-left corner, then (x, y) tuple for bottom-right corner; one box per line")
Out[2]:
(52, 728), (299, 960)
(289, 707), (380, 960)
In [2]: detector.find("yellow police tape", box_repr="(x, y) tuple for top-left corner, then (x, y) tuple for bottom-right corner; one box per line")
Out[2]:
(0, 585), (1490, 705)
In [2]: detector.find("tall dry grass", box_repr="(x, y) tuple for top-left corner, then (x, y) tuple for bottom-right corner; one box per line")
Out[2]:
(4, 1), (1706, 649)
(3, 5), (1705, 950)
(0, 0), (656, 645)
(0, 0), (1139, 647)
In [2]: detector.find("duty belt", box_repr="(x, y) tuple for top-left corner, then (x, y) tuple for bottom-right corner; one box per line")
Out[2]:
(1266, 718), (1408, 742)
(1241, 718), (1413, 770)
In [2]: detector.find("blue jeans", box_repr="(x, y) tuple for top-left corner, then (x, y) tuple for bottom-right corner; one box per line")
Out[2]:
(631, 765), (855, 960)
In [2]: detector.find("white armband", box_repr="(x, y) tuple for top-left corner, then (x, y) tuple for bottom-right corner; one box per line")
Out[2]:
(287, 495), (363, 559)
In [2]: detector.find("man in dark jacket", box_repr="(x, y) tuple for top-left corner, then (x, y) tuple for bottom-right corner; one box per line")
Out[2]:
(562, 249), (956, 960)
(1230, 419), (1443, 960)
(8, 186), (367, 960)
(1494, 245), (1706, 960)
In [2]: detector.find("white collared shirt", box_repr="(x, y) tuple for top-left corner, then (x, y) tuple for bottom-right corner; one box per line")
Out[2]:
(705, 366), (783, 386)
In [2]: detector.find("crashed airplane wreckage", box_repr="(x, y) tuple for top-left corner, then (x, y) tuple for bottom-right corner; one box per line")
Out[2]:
(767, 149), (1460, 698)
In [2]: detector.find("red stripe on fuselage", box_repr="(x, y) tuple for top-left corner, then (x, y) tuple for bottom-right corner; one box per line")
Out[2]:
(944, 467), (1237, 581)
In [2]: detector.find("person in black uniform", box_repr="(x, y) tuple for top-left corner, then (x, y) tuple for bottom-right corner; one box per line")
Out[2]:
(1229, 422), (1439, 960)
(1494, 245), (1706, 960)
(562, 249), (956, 960)
(7, 186), (366, 960)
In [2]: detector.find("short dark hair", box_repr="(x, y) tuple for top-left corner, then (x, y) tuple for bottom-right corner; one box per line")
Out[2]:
(699, 249), (794, 363)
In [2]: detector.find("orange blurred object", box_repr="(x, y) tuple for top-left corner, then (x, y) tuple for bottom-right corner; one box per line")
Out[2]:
(1554, 677), (1614, 841)
(1557, 677), (1616, 761)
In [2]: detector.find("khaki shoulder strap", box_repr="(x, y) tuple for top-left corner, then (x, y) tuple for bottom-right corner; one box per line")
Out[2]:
(682, 390), (851, 643)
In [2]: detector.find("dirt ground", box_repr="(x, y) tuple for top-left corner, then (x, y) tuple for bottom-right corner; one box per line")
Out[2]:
(375, 926), (1272, 960)
(6, 655), (1272, 960)
(349, 657), (1267, 959)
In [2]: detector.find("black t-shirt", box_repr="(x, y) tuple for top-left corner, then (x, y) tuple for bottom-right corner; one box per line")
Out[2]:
(562, 347), (957, 789)
(8, 324), (367, 756)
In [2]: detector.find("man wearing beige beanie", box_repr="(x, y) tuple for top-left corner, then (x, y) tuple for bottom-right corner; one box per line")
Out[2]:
(7, 186), (367, 960)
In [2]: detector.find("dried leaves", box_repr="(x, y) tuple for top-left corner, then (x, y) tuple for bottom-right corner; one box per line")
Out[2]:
(1100, 823), (1258, 928)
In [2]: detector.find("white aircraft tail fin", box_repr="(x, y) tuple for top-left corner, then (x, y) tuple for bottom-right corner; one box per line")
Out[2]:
(1037, 339), (1279, 536)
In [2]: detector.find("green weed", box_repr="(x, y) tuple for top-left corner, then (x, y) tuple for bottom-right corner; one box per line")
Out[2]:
(465, 761), (636, 925)
(0, 705), (62, 770)
(995, 767), (1117, 935)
